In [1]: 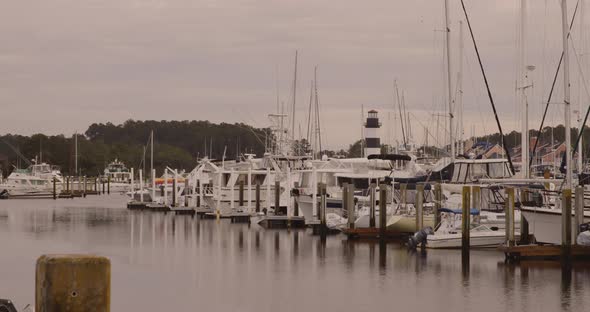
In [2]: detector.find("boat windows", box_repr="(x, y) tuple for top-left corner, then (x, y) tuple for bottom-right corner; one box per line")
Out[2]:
(469, 164), (487, 181)
(488, 162), (510, 178)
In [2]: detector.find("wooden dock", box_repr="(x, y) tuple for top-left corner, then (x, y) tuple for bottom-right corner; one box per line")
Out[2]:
(171, 207), (195, 215)
(256, 215), (306, 229)
(127, 201), (147, 210)
(342, 228), (408, 240)
(500, 244), (590, 261)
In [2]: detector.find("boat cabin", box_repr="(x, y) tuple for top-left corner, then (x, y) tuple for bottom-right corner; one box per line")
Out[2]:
(450, 159), (513, 183)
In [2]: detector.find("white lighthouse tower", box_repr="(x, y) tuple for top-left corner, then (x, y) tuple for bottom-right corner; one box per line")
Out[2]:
(364, 110), (381, 157)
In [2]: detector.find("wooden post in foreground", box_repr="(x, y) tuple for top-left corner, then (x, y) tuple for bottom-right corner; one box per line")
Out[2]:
(36, 254), (110, 312)
(369, 183), (376, 228)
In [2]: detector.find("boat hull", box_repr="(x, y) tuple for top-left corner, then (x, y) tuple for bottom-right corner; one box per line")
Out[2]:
(521, 207), (590, 245)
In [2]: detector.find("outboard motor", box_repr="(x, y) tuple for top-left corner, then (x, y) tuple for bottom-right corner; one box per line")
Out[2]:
(407, 226), (434, 250)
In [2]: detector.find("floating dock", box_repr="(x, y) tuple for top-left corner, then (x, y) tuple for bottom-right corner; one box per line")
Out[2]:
(342, 228), (408, 240)
(256, 215), (306, 229)
(500, 244), (590, 261)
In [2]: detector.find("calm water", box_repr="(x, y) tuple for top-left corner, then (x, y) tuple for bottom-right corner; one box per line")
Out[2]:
(0, 195), (589, 311)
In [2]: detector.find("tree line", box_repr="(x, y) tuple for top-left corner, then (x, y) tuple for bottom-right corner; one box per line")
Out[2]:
(0, 120), (269, 177)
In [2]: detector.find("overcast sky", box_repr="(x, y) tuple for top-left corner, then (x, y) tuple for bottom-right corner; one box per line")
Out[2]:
(1, 0), (589, 149)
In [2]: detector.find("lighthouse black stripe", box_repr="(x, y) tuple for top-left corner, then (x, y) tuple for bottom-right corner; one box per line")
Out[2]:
(366, 118), (380, 128)
(366, 138), (380, 148)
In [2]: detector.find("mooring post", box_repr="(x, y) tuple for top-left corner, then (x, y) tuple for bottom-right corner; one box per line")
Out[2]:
(83, 176), (87, 198)
(520, 188), (530, 244)
(461, 186), (471, 255)
(379, 184), (387, 238)
(575, 186), (584, 240)
(255, 182), (261, 213)
(370, 183), (376, 228)
(139, 170), (144, 203)
(239, 180), (244, 207)
(562, 188), (572, 261)
(342, 182), (349, 221)
(274, 180), (281, 215)
(505, 187), (515, 247)
(416, 184), (424, 230)
(247, 167), (252, 212)
(320, 183), (327, 234)
(94, 178), (98, 194)
(347, 183), (355, 229)
(196, 180), (201, 208)
(52, 177), (57, 200)
(401, 183), (407, 212)
(434, 183), (441, 228)
(36, 254), (110, 312)
(293, 181), (300, 216)
(102, 180), (105, 195)
(184, 178), (189, 207)
(172, 178), (177, 207)
(66, 176), (70, 193)
(107, 176), (111, 195)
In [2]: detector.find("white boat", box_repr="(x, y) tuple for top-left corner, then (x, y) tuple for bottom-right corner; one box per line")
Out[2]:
(521, 206), (590, 244)
(0, 170), (56, 196)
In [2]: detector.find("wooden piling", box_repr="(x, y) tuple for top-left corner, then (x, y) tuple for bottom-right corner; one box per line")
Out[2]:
(520, 188), (530, 244)
(66, 176), (70, 193)
(575, 186), (584, 240)
(36, 254), (110, 312)
(172, 178), (177, 207)
(184, 179), (189, 207)
(342, 182), (349, 220)
(239, 180), (244, 207)
(274, 180), (280, 214)
(320, 183), (327, 232)
(379, 184), (387, 238)
(369, 183), (376, 228)
(293, 182), (299, 216)
(416, 184), (424, 230)
(471, 185), (480, 212)
(434, 183), (441, 228)
(255, 182), (261, 213)
(562, 188), (572, 260)
(505, 187), (516, 247)
(346, 183), (355, 229)
(107, 176), (110, 195)
(83, 176), (87, 198)
(52, 178), (57, 200)
(196, 180), (201, 208)
(461, 186), (471, 252)
(400, 183), (407, 212)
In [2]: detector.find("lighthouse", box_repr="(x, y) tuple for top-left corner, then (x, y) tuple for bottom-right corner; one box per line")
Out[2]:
(364, 110), (381, 157)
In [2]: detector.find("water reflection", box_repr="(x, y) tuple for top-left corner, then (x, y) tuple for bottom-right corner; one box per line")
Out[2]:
(0, 197), (589, 311)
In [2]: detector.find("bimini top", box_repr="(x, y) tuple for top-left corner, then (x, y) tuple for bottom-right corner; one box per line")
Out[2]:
(438, 208), (480, 215)
(367, 154), (412, 161)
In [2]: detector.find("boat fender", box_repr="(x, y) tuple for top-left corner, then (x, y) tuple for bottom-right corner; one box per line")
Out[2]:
(407, 226), (434, 250)
(576, 230), (590, 246)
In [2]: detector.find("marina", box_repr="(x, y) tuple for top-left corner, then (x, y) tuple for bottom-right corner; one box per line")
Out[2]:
(3, 0), (590, 311)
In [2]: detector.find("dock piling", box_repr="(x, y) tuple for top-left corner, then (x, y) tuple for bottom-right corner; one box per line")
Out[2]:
(400, 183), (407, 212)
(379, 184), (387, 238)
(434, 183), (441, 228)
(107, 176), (110, 195)
(320, 183), (327, 234)
(461, 186), (471, 256)
(575, 186), (584, 240)
(239, 180), (244, 207)
(274, 180), (281, 214)
(83, 176), (87, 198)
(293, 182), (299, 216)
(416, 184), (424, 230)
(369, 183), (376, 228)
(255, 182), (261, 213)
(36, 254), (110, 312)
(172, 177), (177, 207)
(342, 182), (349, 221)
(562, 188), (572, 261)
(505, 188), (516, 247)
(52, 177), (57, 200)
(346, 183), (355, 229)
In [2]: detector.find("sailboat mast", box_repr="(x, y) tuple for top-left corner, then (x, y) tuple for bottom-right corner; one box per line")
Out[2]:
(562, 0), (573, 188)
(444, 0), (455, 161)
(291, 50), (298, 143)
(578, 0), (586, 172)
(150, 130), (154, 180)
(520, 0), (529, 178)
(459, 20), (464, 155)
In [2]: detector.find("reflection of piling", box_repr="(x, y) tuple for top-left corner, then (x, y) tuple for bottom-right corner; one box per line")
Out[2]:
(36, 254), (110, 312)
(415, 184), (424, 230)
(369, 183), (376, 228)
(461, 186), (471, 259)
(562, 189), (572, 263)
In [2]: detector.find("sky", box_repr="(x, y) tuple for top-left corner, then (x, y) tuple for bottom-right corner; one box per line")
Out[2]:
(1, 0), (589, 150)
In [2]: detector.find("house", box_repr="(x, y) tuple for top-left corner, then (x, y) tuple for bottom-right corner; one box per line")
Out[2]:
(464, 142), (504, 159)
